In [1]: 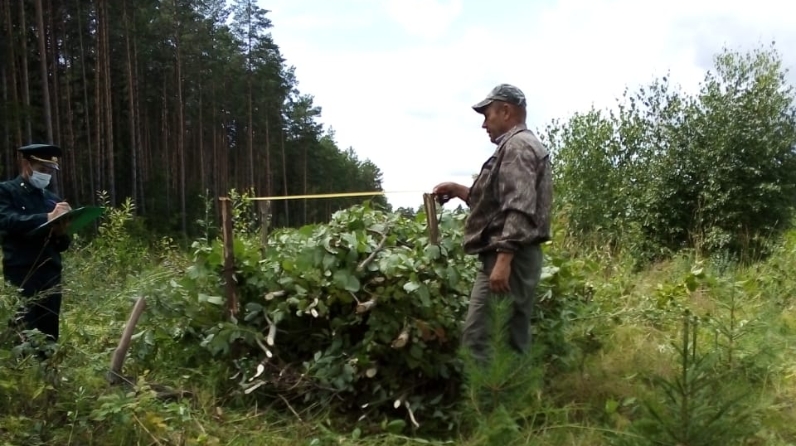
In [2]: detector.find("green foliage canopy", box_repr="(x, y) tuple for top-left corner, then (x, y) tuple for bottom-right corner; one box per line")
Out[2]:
(543, 44), (796, 259)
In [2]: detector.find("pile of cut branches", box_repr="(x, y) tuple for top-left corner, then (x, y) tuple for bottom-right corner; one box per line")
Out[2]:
(174, 204), (589, 432)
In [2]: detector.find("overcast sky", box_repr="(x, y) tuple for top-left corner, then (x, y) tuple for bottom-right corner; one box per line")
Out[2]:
(258, 0), (796, 210)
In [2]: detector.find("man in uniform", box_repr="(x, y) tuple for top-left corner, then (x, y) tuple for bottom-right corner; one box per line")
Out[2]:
(0, 144), (72, 351)
(433, 84), (553, 363)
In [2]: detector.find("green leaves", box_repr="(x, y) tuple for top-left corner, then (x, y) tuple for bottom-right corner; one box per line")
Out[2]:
(545, 43), (796, 260)
(172, 203), (592, 434)
(402, 280), (432, 308)
(333, 270), (361, 293)
(198, 293), (224, 306)
(177, 205), (476, 426)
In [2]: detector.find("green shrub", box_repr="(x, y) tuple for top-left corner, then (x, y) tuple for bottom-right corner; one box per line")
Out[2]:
(151, 203), (593, 435)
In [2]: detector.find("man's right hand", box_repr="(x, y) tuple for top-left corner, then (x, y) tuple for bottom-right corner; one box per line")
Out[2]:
(432, 182), (468, 204)
(47, 202), (71, 222)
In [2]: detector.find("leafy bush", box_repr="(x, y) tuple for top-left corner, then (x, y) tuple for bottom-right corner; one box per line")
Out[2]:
(544, 44), (796, 260)
(148, 203), (593, 435)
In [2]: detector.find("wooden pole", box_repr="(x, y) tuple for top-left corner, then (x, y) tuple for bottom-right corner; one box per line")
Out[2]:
(258, 200), (271, 256)
(423, 193), (440, 245)
(220, 197), (238, 319)
(107, 296), (147, 385)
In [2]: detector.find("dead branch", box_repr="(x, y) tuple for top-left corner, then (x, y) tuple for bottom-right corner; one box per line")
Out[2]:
(279, 394), (303, 422)
(105, 296), (192, 401)
(391, 323), (410, 349)
(357, 229), (389, 272)
(356, 298), (378, 314)
(405, 401), (420, 428)
(107, 296), (147, 385)
(131, 412), (165, 446)
(265, 313), (277, 346)
(352, 289), (379, 314)
(265, 290), (286, 301)
(255, 336), (273, 359)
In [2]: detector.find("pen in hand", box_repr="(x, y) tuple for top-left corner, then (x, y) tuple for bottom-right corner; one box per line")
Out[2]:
(47, 201), (72, 221)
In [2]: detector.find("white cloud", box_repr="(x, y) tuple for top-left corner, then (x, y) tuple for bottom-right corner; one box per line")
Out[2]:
(382, 0), (463, 40)
(264, 0), (796, 211)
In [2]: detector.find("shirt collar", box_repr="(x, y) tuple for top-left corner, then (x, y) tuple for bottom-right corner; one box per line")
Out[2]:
(492, 123), (528, 152)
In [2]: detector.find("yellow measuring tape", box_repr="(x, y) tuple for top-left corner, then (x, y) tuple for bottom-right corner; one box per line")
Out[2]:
(239, 190), (427, 201)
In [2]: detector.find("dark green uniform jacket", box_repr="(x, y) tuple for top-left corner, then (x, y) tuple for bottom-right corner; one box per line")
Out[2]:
(0, 175), (71, 289)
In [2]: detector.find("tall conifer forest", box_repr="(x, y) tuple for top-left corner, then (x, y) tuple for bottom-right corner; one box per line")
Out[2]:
(0, 0), (388, 236)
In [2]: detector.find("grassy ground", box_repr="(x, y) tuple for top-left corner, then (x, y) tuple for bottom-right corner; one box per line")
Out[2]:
(3, 216), (796, 445)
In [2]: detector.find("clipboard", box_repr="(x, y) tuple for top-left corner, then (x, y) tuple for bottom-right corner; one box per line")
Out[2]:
(27, 206), (106, 237)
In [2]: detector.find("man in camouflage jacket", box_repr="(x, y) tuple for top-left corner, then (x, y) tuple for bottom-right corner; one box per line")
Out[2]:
(433, 84), (553, 363)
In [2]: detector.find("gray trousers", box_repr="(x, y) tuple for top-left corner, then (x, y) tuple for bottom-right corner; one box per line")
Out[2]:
(461, 244), (543, 363)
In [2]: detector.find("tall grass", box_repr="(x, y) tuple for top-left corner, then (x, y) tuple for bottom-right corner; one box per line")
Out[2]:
(2, 203), (796, 445)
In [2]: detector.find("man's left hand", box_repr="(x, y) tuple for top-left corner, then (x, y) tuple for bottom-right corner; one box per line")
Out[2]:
(489, 252), (513, 294)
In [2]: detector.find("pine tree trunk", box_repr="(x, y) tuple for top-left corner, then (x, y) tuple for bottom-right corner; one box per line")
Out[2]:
(19, 0), (32, 143)
(199, 76), (205, 195)
(65, 51), (78, 202)
(2, 67), (9, 179)
(303, 139), (308, 225)
(280, 122), (288, 225)
(133, 21), (145, 214)
(101, 0), (115, 205)
(162, 76), (170, 214)
(211, 80), (218, 202)
(248, 77), (254, 193)
(245, 4), (255, 195)
(265, 107), (271, 197)
(94, 0), (104, 198)
(124, 0), (137, 206)
(3, 0), (22, 148)
(47, 0), (61, 145)
(76, 0), (95, 204)
(174, 0), (186, 234)
(34, 0), (53, 145)
(47, 0), (64, 194)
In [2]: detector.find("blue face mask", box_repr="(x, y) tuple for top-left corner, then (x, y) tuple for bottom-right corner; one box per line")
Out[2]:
(29, 170), (52, 190)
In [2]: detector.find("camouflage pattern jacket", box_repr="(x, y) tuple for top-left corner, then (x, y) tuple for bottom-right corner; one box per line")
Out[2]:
(463, 123), (553, 255)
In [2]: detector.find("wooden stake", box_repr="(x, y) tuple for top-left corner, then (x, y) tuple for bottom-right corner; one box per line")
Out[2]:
(106, 296), (192, 401)
(220, 197), (238, 319)
(423, 193), (440, 245)
(107, 295), (146, 385)
(258, 200), (271, 256)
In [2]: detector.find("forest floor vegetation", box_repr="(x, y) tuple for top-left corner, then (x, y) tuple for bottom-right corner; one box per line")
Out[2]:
(3, 200), (796, 446)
